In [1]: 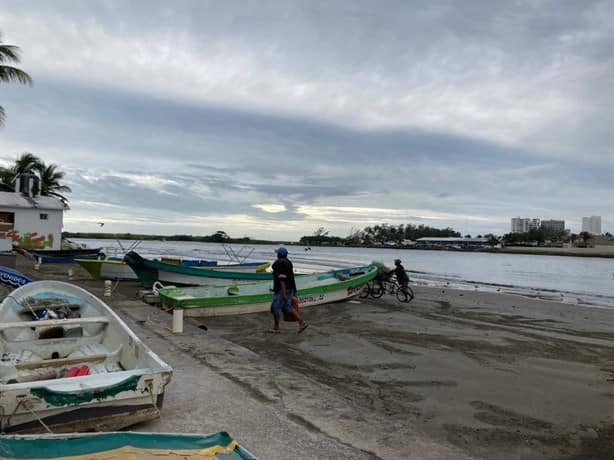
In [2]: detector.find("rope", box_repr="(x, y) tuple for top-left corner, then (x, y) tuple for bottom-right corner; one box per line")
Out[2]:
(28, 406), (53, 433)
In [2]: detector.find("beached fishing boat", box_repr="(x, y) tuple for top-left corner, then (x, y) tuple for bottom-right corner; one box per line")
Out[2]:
(0, 281), (172, 433)
(74, 258), (138, 281)
(158, 264), (378, 317)
(22, 248), (101, 264)
(74, 256), (256, 282)
(0, 431), (256, 459)
(124, 251), (272, 287)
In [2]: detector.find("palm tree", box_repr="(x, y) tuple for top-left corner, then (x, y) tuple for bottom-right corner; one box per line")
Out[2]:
(0, 152), (42, 192)
(0, 33), (32, 126)
(0, 153), (71, 205)
(35, 162), (72, 205)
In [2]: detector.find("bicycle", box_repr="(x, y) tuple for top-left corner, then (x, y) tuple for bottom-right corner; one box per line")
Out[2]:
(359, 275), (414, 303)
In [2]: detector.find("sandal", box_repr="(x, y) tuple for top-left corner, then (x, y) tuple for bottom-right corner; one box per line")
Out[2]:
(298, 323), (309, 334)
(269, 329), (281, 334)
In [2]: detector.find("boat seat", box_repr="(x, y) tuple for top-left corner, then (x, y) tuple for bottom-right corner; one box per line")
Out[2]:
(17, 304), (82, 314)
(0, 317), (109, 331)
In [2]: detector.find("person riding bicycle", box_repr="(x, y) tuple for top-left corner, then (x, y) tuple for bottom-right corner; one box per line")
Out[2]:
(390, 259), (410, 295)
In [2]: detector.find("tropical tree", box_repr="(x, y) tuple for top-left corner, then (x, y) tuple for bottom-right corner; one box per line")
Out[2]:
(0, 153), (71, 204)
(34, 161), (72, 204)
(0, 33), (32, 126)
(0, 152), (41, 192)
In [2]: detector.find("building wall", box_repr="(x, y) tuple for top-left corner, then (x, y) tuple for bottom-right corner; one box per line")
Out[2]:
(0, 207), (63, 249)
(511, 217), (540, 233)
(541, 220), (565, 232)
(582, 216), (601, 234)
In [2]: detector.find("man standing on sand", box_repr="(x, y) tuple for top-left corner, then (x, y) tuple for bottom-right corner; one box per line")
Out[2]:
(271, 246), (308, 334)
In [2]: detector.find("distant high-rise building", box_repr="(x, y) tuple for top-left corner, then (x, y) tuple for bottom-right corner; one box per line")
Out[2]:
(541, 220), (565, 233)
(528, 218), (541, 231)
(582, 216), (601, 234)
(511, 217), (540, 233)
(511, 217), (526, 233)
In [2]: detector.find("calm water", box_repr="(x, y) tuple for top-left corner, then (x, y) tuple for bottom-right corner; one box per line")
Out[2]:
(74, 239), (614, 308)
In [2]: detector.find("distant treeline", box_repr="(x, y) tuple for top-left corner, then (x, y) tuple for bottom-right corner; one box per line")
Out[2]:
(62, 231), (286, 245)
(299, 224), (461, 246)
(64, 224), (462, 248)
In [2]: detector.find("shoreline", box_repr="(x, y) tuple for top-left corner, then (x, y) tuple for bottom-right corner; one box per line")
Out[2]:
(11, 255), (614, 459)
(69, 235), (614, 259)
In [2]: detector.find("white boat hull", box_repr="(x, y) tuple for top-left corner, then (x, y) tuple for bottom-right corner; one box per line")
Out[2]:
(182, 282), (364, 317)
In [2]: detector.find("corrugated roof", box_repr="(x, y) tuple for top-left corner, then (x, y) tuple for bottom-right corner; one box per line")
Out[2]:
(0, 192), (65, 210)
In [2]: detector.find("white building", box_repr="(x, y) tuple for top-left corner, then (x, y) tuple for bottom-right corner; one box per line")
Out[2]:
(511, 217), (540, 233)
(541, 219), (565, 233)
(582, 216), (602, 235)
(0, 174), (65, 250)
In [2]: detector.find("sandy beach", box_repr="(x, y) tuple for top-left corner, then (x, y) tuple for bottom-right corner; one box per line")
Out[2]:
(16, 256), (614, 459)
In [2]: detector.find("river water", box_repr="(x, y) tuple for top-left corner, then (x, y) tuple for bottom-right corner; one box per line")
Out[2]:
(74, 238), (614, 309)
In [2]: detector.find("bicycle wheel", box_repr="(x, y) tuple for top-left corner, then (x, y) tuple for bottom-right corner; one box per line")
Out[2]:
(396, 285), (414, 303)
(370, 280), (385, 298)
(359, 282), (371, 299)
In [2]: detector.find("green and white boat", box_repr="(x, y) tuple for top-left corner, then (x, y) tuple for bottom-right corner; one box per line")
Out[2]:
(124, 251), (272, 287)
(158, 264), (378, 317)
(0, 431), (256, 459)
(0, 281), (172, 433)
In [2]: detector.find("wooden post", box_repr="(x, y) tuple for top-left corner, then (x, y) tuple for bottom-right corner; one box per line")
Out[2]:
(172, 309), (183, 334)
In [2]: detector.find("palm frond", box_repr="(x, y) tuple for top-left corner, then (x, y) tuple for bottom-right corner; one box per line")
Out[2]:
(0, 44), (21, 63)
(0, 65), (32, 85)
(15, 152), (42, 174)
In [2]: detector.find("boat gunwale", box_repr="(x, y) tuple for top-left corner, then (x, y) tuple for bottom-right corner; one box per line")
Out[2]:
(124, 252), (273, 280)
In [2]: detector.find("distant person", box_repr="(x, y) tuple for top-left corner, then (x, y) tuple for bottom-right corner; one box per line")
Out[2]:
(271, 247), (308, 334)
(391, 259), (410, 295)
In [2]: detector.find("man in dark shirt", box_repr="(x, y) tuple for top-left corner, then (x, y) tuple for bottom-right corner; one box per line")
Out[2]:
(392, 259), (410, 295)
(271, 247), (308, 333)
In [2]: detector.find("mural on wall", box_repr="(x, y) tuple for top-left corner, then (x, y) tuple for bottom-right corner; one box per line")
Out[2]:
(0, 230), (53, 249)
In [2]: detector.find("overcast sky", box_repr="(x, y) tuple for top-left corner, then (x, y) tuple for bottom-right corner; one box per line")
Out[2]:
(0, 0), (612, 240)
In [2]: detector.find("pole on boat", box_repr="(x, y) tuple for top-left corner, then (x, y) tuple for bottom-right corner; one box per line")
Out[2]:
(67, 268), (73, 280)
(34, 257), (42, 270)
(172, 309), (184, 334)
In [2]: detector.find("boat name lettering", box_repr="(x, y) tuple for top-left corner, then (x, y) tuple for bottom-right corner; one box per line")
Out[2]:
(298, 294), (325, 304)
(0, 273), (29, 287)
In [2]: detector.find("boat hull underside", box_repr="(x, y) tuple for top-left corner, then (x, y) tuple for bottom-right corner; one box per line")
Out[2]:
(1, 394), (164, 434)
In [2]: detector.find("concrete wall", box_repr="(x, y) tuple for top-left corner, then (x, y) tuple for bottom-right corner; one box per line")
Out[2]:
(0, 206), (63, 250)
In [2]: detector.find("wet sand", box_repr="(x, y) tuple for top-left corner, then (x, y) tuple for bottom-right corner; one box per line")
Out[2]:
(17, 257), (614, 459)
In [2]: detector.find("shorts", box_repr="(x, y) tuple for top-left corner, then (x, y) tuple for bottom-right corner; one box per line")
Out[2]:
(271, 290), (295, 315)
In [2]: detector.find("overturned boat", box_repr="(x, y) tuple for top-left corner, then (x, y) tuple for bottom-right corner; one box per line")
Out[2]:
(124, 251), (272, 287)
(0, 431), (256, 459)
(158, 264), (378, 317)
(0, 281), (172, 433)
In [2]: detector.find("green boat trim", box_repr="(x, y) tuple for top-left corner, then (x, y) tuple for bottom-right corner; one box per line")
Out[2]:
(159, 265), (378, 309)
(124, 251), (274, 287)
(0, 431), (256, 459)
(30, 374), (141, 407)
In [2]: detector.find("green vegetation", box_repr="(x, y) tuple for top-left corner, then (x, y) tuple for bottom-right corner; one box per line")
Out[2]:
(62, 230), (288, 245)
(300, 224), (460, 246)
(0, 33), (32, 126)
(0, 153), (72, 204)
